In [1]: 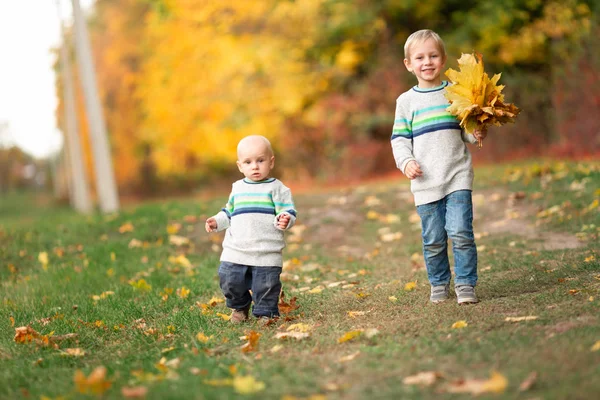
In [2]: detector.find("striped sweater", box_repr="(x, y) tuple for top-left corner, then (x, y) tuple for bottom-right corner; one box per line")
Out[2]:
(212, 177), (296, 267)
(391, 81), (478, 206)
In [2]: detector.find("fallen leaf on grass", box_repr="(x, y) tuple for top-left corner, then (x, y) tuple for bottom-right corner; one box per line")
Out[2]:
(92, 291), (115, 301)
(169, 254), (192, 268)
(347, 311), (367, 318)
(338, 351), (360, 363)
(61, 348), (86, 357)
(518, 371), (537, 392)
(388, 296), (398, 302)
(128, 239), (143, 248)
(278, 293), (300, 315)
(74, 366), (112, 395)
(233, 375), (265, 394)
(380, 232), (403, 242)
(169, 235), (189, 246)
(121, 386), (148, 398)
(270, 344), (284, 353)
(590, 340), (600, 352)
(404, 281), (417, 291)
(338, 330), (362, 343)
(444, 371), (508, 395)
(130, 279), (152, 292)
(177, 286), (190, 298)
(38, 252), (49, 270)
(403, 371), (442, 386)
(196, 333), (211, 343)
(286, 323), (312, 333)
(216, 313), (231, 321)
(14, 326), (58, 348)
(451, 320), (468, 329)
(505, 316), (538, 322)
(204, 378), (233, 387)
(119, 222), (134, 233)
(208, 296), (224, 306)
(274, 332), (310, 340)
(240, 330), (260, 353)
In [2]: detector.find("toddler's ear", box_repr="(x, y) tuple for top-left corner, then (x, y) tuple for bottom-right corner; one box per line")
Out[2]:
(403, 58), (412, 73)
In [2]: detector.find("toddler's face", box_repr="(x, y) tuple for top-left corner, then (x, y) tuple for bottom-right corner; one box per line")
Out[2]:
(404, 38), (446, 88)
(236, 141), (274, 181)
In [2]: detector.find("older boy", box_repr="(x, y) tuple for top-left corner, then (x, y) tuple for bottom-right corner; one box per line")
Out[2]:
(391, 29), (487, 304)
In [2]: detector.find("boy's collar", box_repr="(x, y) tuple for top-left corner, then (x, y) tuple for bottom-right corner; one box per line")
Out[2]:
(413, 80), (448, 93)
(243, 177), (276, 184)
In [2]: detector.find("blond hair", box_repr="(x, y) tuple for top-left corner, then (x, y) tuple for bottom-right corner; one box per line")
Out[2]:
(404, 29), (446, 60)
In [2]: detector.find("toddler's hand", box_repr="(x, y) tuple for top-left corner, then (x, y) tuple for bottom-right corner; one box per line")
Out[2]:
(277, 214), (291, 229)
(405, 160), (423, 180)
(205, 218), (217, 233)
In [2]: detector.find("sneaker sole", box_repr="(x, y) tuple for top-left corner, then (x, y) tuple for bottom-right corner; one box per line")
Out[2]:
(457, 298), (479, 304)
(430, 298), (449, 303)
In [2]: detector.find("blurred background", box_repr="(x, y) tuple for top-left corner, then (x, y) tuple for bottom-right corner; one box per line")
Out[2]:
(1, 0), (599, 210)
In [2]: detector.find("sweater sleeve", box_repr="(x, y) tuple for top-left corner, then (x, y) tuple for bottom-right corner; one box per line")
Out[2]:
(273, 185), (296, 231)
(213, 192), (234, 231)
(391, 95), (416, 175)
(461, 129), (478, 144)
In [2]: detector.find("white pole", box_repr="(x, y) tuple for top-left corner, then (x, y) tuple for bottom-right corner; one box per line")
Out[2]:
(71, 0), (119, 213)
(57, 0), (92, 213)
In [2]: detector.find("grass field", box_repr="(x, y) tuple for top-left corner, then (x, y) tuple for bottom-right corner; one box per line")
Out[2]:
(1, 159), (599, 400)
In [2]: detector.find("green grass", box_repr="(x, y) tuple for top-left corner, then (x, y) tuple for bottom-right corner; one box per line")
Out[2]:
(1, 159), (599, 399)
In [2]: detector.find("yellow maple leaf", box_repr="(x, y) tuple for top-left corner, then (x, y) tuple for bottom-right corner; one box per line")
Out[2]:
(166, 223), (182, 234)
(286, 323), (312, 332)
(118, 222), (134, 233)
(404, 281), (417, 291)
(590, 340), (600, 352)
(74, 366), (112, 395)
(216, 313), (231, 321)
(38, 252), (49, 270)
(446, 371), (508, 395)
(233, 375), (265, 394)
(445, 53), (520, 147)
(130, 279), (152, 292)
(196, 332), (211, 343)
(169, 254), (192, 268)
(338, 330), (363, 343)
(177, 286), (190, 298)
(451, 320), (468, 329)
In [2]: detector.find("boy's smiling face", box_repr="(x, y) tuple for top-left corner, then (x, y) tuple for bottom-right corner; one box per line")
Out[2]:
(404, 38), (446, 88)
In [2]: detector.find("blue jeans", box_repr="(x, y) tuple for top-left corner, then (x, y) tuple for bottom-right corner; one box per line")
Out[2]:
(218, 261), (282, 317)
(416, 190), (478, 287)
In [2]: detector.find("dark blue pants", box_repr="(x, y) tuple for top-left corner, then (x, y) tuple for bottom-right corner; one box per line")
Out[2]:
(218, 261), (282, 318)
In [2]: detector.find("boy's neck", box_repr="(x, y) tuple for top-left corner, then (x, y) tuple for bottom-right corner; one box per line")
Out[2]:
(417, 79), (443, 89)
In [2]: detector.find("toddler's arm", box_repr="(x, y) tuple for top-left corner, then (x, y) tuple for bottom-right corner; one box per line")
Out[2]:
(205, 211), (230, 232)
(205, 191), (234, 233)
(273, 186), (296, 231)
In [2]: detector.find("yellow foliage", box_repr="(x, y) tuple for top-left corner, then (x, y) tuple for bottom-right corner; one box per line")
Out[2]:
(445, 53), (520, 144)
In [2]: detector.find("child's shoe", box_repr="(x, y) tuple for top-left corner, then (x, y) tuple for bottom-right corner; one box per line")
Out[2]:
(430, 284), (450, 303)
(455, 285), (478, 304)
(230, 307), (250, 323)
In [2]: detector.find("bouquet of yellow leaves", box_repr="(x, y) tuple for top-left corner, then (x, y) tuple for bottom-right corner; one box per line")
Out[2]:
(444, 53), (520, 148)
